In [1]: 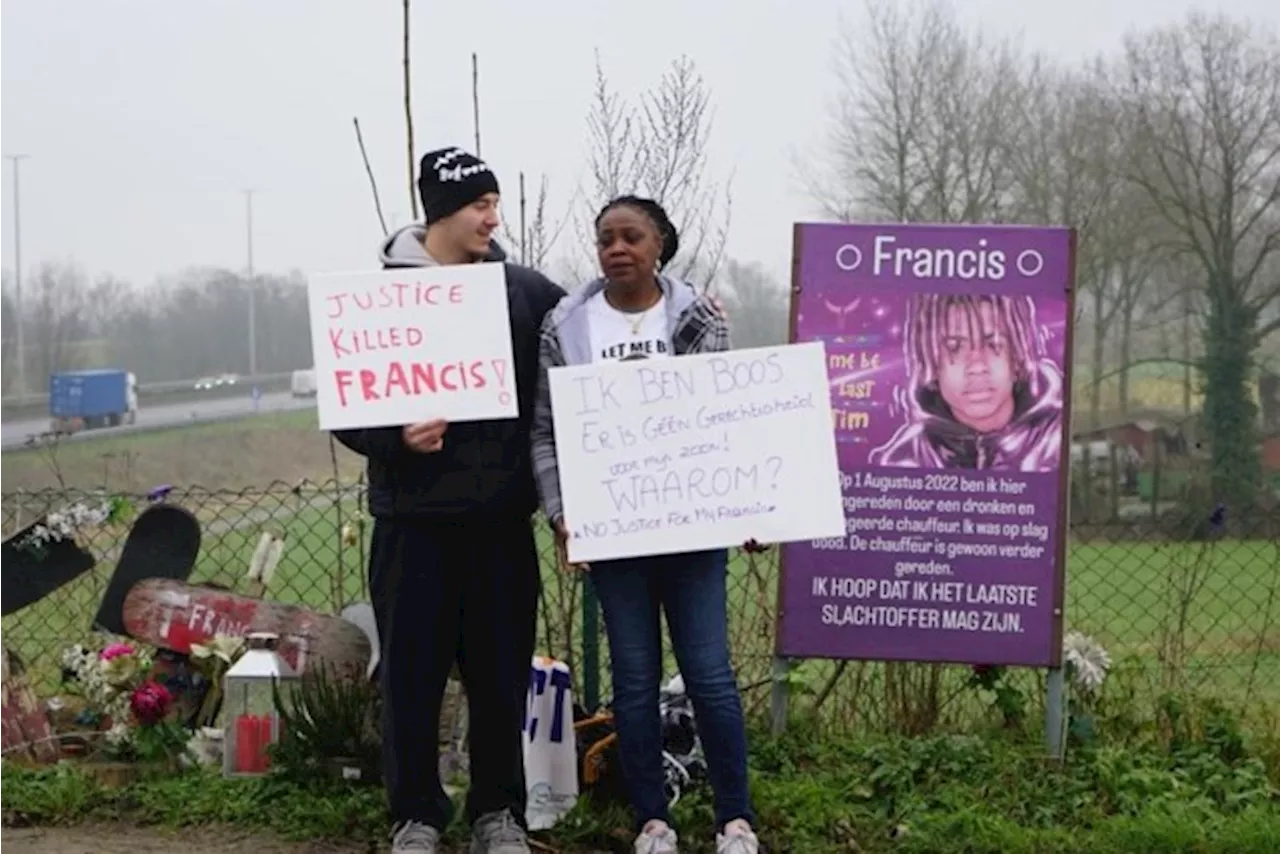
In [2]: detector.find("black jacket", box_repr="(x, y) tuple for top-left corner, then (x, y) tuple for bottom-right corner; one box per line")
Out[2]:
(332, 231), (565, 519)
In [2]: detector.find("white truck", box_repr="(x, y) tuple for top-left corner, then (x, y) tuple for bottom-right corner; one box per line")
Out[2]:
(290, 369), (317, 398)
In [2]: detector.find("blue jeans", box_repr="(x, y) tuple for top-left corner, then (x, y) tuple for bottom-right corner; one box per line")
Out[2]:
(589, 548), (755, 832)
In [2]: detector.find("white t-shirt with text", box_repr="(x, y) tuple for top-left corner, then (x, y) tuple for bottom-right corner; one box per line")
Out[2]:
(586, 291), (672, 363)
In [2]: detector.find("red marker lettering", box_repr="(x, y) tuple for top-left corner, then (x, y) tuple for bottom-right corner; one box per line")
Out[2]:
(411, 362), (437, 393)
(326, 326), (425, 359)
(335, 370), (354, 407)
(359, 369), (380, 400)
(440, 364), (460, 391)
(334, 359), (495, 406)
(386, 361), (412, 397)
(470, 360), (489, 388)
(328, 328), (352, 359)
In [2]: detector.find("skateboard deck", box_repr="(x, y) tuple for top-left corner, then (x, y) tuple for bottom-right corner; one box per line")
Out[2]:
(1, 646), (58, 764)
(121, 579), (371, 676)
(1, 517), (97, 617)
(93, 505), (202, 635)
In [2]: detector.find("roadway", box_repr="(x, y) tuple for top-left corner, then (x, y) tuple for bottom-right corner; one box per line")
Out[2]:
(0, 391), (316, 450)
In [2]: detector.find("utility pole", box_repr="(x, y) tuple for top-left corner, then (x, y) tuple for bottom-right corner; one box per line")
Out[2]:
(6, 154), (29, 394)
(472, 53), (482, 156)
(244, 189), (257, 377)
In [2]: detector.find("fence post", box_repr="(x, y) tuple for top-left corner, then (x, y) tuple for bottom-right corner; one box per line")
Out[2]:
(1150, 438), (1162, 520)
(770, 656), (790, 736)
(582, 583), (600, 712)
(1045, 666), (1066, 760)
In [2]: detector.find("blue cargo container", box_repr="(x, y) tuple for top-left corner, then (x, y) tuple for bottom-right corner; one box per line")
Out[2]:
(49, 369), (139, 432)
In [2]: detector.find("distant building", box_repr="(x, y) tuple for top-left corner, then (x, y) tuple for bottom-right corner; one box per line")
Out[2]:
(1072, 411), (1191, 462)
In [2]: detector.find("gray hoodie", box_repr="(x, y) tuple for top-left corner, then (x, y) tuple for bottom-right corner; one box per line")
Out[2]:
(377, 224), (509, 267)
(332, 225), (565, 519)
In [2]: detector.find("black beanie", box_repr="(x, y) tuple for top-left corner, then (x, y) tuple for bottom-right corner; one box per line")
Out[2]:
(418, 147), (501, 225)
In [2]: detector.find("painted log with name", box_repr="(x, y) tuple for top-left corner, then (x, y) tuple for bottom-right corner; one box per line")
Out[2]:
(121, 579), (370, 676)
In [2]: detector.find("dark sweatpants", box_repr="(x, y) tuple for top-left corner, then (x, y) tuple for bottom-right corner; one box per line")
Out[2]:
(368, 513), (540, 830)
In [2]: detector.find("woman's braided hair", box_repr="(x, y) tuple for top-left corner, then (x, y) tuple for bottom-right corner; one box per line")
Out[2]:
(595, 195), (680, 268)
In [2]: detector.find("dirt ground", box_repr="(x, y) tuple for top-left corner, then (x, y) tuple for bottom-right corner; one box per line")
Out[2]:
(1, 824), (374, 853)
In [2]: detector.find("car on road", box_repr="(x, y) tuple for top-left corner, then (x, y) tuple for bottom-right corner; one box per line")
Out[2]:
(194, 373), (239, 391)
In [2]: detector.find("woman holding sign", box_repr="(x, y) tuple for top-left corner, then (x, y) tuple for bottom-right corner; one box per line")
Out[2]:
(531, 196), (761, 854)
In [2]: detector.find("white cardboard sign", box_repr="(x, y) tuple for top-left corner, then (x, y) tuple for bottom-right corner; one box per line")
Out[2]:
(307, 263), (517, 431)
(549, 342), (846, 563)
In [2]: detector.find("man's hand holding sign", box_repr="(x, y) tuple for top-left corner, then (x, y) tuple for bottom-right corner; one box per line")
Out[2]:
(403, 418), (448, 453)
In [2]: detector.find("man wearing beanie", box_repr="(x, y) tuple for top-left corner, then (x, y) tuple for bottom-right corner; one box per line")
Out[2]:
(334, 146), (565, 854)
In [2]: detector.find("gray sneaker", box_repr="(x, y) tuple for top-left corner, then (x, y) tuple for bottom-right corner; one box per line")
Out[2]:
(391, 820), (440, 853)
(470, 810), (531, 854)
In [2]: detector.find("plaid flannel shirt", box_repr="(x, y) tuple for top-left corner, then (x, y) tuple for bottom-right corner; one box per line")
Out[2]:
(531, 282), (731, 524)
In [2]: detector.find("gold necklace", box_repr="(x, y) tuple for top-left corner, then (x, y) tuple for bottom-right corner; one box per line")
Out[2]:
(626, 308), (650, 336)
(606, 291), (662, 335)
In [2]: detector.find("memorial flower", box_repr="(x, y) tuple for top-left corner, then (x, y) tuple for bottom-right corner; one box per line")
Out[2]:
(60, 636), (190, 763)
(61, 636), (155, 734)
(15, 494), (134, 558)
(190, 634), (247, 727)
(100, 645), (145, 687)
(190, 634), (246, 665)
(130, 680), (174, 725)
(147, 484), (175, 502)
(100, 642), (136, 661)
(1062, 631), (1110, 692)
(341, 514), (365, 547)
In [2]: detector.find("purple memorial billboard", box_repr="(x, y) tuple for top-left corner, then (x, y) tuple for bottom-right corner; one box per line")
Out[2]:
(777, 223), (1076, 667)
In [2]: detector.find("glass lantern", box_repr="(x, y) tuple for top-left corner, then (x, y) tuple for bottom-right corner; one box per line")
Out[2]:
(221, 632), (298, 778)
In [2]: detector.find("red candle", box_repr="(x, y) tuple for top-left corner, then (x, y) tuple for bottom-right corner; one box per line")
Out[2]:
(235, 715), (260, 773)
(257, 714), (275, 771)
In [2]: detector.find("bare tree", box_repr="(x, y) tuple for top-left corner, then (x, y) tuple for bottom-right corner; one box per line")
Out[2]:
(401, 0), (418, 221)
(1005, 62), (1155, 427)
(575, 52), (732, 289)
(25, 262), (91, 381)
(1116, 12), (1280, 506)
(718, 260), (790, 348)
(499, 172), (576, 273)
(810, 0), (1025, 224)
(84, 276), (132, 337)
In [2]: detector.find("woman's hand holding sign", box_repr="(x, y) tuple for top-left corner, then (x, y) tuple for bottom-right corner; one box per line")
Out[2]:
(552, 518), (590, 574)
(402, 419), (448, 453)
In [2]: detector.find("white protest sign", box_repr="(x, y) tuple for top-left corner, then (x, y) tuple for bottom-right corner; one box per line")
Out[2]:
(307, 262), (517, 431)
(522, 656), (578, 830)
(549, 342), (846, 563)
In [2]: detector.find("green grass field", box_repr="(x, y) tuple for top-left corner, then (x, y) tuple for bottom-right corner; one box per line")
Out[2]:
(0, 409), (365, 493)
(4, 492), (1277, 732)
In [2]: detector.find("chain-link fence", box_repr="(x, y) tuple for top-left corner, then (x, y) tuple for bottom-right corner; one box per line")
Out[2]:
(2, 480), (1277, 735)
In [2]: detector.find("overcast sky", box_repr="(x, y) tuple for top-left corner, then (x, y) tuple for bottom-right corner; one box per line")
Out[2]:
(3, 0), (1276, 290)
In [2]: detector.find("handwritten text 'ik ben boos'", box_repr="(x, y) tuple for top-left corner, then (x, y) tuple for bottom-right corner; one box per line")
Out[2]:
(324, 280), (511, 409)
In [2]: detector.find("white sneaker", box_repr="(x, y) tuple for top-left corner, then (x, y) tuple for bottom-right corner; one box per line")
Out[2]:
(635, 820), (679, 854)
(716, 820), (759, 854)
(391, 820), (440, 853)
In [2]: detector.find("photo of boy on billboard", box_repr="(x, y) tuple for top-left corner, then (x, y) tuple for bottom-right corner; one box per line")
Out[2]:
(869, 293), (1064, 472)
